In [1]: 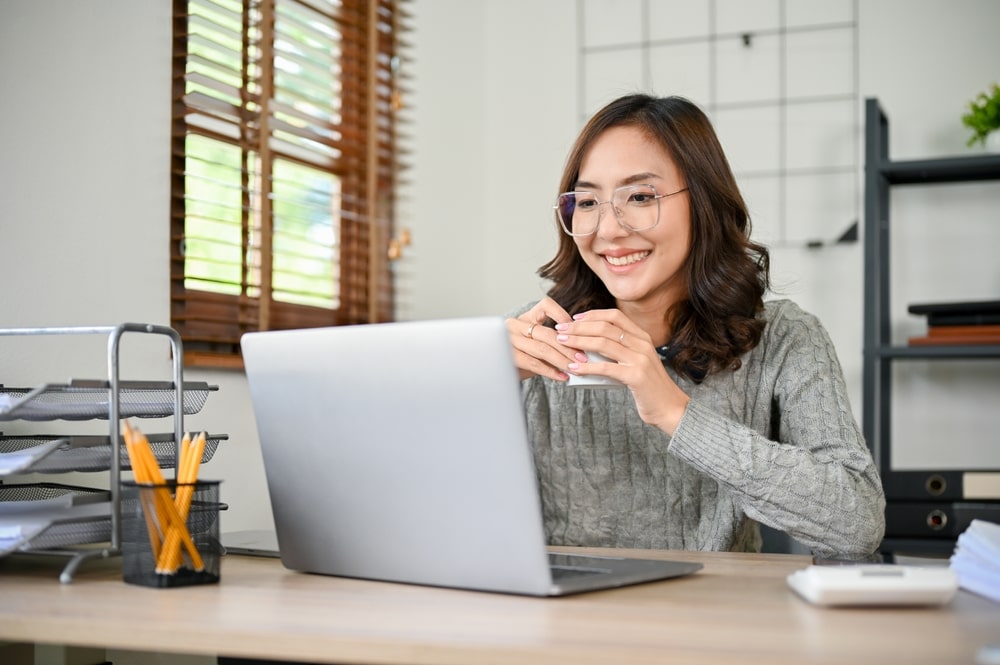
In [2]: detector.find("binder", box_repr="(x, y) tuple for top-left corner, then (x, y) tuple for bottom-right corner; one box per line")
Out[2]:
(883, 470), (1000, 501)
(884, 502), (1000, 539)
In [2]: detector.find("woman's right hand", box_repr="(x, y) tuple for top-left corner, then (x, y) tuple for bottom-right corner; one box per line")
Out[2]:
(506, 297), (576, 381)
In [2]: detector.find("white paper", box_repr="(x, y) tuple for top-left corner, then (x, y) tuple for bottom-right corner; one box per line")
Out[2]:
(950, 519), (1000, 604)
(0, 439), (65, 476)
(0, 518), (49, 553)
(0, 502), (110, 555)
(0, 490), (78, 514)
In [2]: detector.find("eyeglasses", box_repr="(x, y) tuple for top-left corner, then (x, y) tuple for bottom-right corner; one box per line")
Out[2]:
(553, 184), (688, 236)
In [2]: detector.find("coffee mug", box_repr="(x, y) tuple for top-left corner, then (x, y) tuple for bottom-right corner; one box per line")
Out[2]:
(567, 351), (624, 388)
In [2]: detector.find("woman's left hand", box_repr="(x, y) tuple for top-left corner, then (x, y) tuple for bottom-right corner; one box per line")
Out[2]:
(555, 309), (690, 435)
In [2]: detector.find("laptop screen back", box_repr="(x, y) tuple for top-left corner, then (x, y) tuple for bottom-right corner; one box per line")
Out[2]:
(241, 317), (555, 595)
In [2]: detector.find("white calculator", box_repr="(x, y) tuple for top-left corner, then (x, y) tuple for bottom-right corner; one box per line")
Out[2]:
(787, 564), (959, 607)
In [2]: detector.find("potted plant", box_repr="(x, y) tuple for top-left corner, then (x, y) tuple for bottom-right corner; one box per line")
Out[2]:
(961, 83), (1000, 149)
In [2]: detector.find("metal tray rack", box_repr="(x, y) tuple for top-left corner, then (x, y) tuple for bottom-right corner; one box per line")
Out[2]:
(0, 432), (227, 474)
(0, 483), (112, 553)
(0, 380), (216, 421)
(0, 324), (221, 582)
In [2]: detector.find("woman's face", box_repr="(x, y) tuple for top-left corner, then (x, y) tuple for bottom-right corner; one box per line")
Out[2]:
(573, 125), (692, 312)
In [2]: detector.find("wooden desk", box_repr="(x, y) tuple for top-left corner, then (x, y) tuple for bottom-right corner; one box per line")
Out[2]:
(1, 548), (997, 665)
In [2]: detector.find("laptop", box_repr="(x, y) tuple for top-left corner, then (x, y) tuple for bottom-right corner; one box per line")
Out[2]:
(221, 529), (280, 558)
(240, 317), (702, 596)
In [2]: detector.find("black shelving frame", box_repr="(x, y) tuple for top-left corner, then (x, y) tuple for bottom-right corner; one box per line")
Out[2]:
(862, 98), (1000, 555)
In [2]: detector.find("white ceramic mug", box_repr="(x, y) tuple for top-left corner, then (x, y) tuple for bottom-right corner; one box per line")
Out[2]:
(567, 351), (624, 388)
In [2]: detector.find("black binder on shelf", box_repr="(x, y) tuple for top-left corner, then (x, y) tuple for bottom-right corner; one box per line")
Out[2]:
(883, 470), (1000, 501)
(884, 502), (1000, 539)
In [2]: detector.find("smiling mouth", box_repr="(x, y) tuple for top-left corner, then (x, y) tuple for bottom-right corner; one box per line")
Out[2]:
(604, 251), (650, 267)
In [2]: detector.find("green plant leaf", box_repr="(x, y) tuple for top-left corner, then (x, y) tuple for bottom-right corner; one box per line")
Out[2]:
(962, 83), (1000, 147)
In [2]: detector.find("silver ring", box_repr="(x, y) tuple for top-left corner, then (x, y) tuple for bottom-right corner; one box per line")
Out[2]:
(526, 323), (537, 339)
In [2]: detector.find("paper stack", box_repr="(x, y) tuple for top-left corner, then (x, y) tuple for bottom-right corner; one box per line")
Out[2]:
(950, 519), (1000, 603)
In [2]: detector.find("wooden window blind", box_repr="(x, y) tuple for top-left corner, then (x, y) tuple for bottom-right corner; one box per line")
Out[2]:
(170, 0), (411, 368)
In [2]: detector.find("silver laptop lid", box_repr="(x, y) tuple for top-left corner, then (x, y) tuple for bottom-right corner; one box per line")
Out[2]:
(241, 317), (555, 595)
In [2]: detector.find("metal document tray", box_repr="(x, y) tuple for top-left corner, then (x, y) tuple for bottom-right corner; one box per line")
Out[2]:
(0, 483), (113, 552)
(0, 433), (227, 474)
(0, 483), (227, 554)
(0, 380), (218, 421)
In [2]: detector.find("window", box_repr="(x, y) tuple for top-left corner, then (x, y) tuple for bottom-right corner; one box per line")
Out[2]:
(170, 0), (410, 367)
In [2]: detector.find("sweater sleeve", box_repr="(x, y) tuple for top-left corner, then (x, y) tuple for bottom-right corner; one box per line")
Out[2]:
(667, 305), (886, 559)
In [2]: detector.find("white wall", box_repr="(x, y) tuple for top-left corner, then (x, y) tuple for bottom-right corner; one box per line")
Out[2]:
(398, 0), (574, 321)
(1, 0), (998, 538)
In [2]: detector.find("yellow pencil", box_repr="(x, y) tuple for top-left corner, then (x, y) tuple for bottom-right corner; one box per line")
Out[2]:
(158, 432), (193, 572)
(158, 431), (207, 573)
(123, 423), (163, 558)
(124, 422), (204, 574)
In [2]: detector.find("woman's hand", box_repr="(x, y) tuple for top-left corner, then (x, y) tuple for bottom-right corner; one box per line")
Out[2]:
(555, 309), (691, 435)
(506, 297), (576, 382)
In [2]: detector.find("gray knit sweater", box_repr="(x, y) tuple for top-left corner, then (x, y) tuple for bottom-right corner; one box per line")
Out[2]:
(518, 299), (885, 559)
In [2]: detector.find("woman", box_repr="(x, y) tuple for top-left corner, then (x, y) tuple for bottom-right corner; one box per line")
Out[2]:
(507, 94), (884, 559)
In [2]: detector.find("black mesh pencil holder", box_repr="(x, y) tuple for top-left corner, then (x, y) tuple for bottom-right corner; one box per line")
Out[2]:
(121, 480), (223, 588)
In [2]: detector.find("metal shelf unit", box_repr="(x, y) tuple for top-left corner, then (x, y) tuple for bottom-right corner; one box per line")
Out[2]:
(0, 323), (220, 582)
(862, 98), (1000, 555)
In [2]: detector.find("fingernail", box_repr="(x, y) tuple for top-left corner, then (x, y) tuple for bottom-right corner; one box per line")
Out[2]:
(574, 352), (587, 362)
(572, 313), (586, 320)
(555, 323), (568, 331)
(567, 363), (580, 371)
(556, 334), (569, 342)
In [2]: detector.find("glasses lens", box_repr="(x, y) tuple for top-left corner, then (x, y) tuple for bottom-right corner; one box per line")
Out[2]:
(556, 192), (599, 235)
(613, 185), (660, 231)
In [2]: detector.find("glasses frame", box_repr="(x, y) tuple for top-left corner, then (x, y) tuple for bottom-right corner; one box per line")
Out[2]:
(553, 184), (689, 237)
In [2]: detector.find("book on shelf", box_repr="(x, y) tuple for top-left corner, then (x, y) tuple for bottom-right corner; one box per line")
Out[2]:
(909, 324), (1000, 346)
(909, 333), (1000, 346)
(908, 299), (1000, 327)
(927, 324), (1000, 337)
(927, 312), (1000, 327)
(907, 300), (1000, 345)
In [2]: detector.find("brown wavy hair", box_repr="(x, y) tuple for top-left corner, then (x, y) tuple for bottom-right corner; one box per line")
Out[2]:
(539, 94), (770, 382)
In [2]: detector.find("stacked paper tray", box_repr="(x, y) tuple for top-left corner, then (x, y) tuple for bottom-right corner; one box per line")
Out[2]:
(0, 482), (228, 556)
(0, 380), (218, 421)
(0, 483), (112, 555)
(0, 433), (227, 475)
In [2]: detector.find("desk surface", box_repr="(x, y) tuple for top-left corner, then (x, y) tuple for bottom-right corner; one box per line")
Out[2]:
(1, 548), (997, 665)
